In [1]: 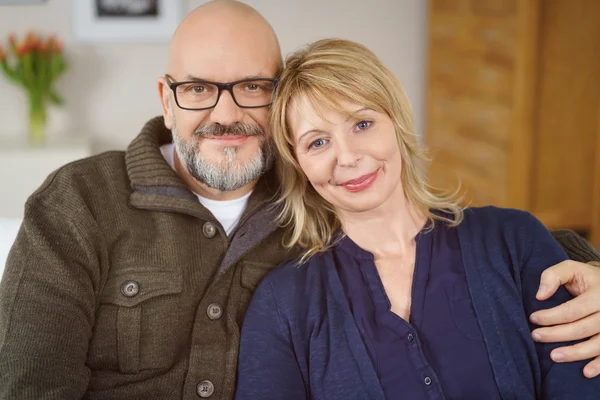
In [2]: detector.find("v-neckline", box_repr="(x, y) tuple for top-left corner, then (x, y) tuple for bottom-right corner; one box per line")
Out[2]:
(336, 227), (435, 328)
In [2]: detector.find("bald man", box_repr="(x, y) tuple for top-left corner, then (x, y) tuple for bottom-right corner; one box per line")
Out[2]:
(2, 1), (600, 399)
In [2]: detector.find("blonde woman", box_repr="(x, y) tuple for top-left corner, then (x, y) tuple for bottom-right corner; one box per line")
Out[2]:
(235, 39), (600, 399)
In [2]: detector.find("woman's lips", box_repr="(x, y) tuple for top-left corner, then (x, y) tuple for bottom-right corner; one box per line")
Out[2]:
(339, 170), (379, 192)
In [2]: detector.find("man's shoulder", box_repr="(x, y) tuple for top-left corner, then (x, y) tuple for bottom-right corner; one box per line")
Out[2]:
(29, 150), (129, 208)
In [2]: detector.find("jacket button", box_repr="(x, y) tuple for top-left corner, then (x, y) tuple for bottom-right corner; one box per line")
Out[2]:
(207, 303), (223, 320)
(120, 281), (139, 297)
(424, 376), (432, 386)
(197, 380), (214, 398)
(202, 222), (217, 238)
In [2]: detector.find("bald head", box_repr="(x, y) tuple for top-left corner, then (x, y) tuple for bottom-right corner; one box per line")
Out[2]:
(158, 1), (281, 200)
(167, 0), (282, 78)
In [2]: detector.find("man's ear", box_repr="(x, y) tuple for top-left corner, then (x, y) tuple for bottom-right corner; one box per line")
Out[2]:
(157, 76), (173, 129)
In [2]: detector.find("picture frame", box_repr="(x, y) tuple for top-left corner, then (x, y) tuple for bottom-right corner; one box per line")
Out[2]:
(73, 0), (182, 43)
(0, 0), (46, 4)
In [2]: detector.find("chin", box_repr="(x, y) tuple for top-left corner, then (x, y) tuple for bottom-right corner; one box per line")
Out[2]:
(337, 196), (387, 214)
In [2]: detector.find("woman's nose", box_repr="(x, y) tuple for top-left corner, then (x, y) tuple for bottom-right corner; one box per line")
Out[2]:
(336, 141), (361, 168)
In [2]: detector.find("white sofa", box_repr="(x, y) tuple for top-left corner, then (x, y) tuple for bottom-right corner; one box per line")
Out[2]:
(0, 218), (21, 278)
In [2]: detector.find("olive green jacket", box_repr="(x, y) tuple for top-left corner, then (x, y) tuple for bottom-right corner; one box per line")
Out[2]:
(0, 117), (300, 399)
(0, 117), (598, 400)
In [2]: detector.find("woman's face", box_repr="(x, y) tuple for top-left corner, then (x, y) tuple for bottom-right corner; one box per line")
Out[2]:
(288, 98), (405, 214)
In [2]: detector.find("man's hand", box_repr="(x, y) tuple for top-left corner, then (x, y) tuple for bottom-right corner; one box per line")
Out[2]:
(529, 260), (600, 378)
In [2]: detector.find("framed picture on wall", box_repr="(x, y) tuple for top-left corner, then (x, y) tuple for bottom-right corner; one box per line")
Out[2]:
(73, 0), (182, 43)
(0, 0), (46, 3)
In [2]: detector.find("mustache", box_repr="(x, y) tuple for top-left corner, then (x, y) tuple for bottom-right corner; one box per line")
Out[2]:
(193, 123), (265, 137)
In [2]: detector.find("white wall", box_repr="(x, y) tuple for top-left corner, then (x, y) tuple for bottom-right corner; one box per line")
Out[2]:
(0, 0), (427, 152)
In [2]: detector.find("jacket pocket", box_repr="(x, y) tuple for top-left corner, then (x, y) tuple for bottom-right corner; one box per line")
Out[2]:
(95, 270), (183, 374)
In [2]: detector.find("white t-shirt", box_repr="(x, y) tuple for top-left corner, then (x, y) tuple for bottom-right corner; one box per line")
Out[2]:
(160, 143), (251, 236)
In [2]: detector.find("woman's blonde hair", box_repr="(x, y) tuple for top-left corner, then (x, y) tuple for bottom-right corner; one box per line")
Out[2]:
(271, 38), (463, 260)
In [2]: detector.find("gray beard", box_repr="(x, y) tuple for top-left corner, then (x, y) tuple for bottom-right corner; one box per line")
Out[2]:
(171, 118), (275, 192)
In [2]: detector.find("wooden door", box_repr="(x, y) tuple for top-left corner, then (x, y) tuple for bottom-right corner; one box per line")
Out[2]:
(530, 0), (600, 231)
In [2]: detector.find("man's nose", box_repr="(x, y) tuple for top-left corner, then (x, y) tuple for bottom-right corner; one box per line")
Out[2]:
(209, 89), (245, 126)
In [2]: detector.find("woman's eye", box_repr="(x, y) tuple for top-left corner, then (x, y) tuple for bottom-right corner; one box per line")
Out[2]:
(309, 138), (326, 150)
(356, 120), (372, 131)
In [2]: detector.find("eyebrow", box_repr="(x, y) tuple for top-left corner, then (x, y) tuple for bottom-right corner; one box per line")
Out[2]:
(297, 129), (322, 144)
(181, 73), (272, 82)
(345, 107), (372, 121)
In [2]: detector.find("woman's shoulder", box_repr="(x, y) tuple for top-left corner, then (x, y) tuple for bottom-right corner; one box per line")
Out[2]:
(462, 205), (541, 231)
(457, 206), (553, 257)
(258, 249), (335, 295)
(458, 206), (562, 265)
(246, 250), (337, 321)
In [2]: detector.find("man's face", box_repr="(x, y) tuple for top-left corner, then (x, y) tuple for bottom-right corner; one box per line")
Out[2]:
(161, 22), (280, 192)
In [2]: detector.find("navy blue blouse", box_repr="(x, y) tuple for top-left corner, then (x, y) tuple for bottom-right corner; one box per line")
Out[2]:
(237, 208), (597, 400)
(334, 221), (502, 399)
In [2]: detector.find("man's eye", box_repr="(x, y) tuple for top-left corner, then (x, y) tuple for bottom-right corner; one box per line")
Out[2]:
(356, 120), (372, 131)
(244, 83), (264, 92)
(190, 86), (206, 93)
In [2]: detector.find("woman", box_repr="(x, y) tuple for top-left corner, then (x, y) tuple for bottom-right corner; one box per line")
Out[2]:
(236, 39), (600, 399)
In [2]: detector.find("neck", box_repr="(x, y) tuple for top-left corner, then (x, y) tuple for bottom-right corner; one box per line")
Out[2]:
(174, 150), (256, 201)
(338, 189), (427, 259)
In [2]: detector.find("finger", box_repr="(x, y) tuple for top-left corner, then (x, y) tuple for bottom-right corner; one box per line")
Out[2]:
(549, 333), (600, 363)
(536, 261), (584, 300)
(531, 312), (600, 342)
(530, 293), (597, 326)
(584, 356), (600, 378)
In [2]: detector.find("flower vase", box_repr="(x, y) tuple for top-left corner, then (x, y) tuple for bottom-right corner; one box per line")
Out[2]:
(28, 92), (46, 146)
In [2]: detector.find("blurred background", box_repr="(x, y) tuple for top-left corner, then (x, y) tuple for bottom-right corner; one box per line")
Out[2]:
(425, 0), (599, 247)
(0, 0), (598, 256)
(0, 0), (427, 149)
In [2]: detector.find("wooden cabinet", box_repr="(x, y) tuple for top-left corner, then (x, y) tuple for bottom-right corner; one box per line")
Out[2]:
(425, 0), (600, 244)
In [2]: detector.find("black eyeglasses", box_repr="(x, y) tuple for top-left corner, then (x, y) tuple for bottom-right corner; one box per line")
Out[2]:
(165, 74), (279, 111)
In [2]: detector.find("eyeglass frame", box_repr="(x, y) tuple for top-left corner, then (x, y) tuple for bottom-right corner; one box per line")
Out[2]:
(164, 74), (279, 111)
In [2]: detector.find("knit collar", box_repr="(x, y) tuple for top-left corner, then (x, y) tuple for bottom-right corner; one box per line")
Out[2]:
(125, 116), (280, 218)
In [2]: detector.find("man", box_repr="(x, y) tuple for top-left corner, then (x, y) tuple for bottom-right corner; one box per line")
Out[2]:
(0, 1), (599, 399)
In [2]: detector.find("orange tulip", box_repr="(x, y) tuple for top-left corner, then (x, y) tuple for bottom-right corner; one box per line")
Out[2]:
(46, 35), (56, 48)
(52, 40), (63, 54)
(38, 41), (48, 54)
(17, 42), (31, 57)
(17, 42), (30, 56)
(8, 33), (17, 46)
(24, 31), (37, 45)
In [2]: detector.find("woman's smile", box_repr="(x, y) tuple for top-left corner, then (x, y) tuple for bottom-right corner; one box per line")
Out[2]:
(336, 169), (379, 192)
